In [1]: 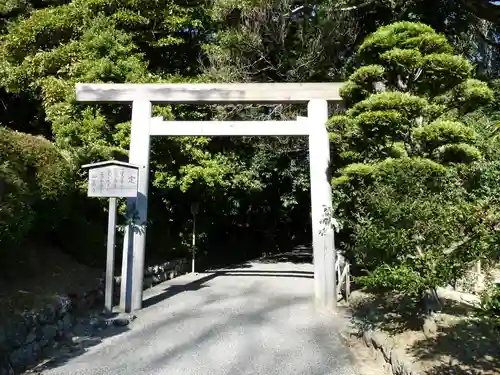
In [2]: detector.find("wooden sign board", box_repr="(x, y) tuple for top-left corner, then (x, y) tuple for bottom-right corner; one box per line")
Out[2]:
(82, 161), (139, 198)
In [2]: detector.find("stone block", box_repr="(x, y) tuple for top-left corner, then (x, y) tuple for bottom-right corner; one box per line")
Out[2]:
(39, 324), (57, 348)
(73, 323), (93, 338)
(62, 314), (73, 334)
(422, 316), (438, 338)
(24, 331), (37, 344)
(57, 296), (72, 316)
(143, 277), (153, 289)
(362, 330), (372, 347)
(20, 313), (37, 331)
(1, 256), (189, 373)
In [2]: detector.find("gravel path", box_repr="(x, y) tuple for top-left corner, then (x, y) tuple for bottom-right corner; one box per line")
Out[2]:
(41, 260), (357, 375)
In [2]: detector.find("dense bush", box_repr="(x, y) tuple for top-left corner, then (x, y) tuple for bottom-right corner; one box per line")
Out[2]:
(0, 127), (75, 248)
(333, 158), (495, 299)
(0, 126), (112, 269)
(328, 22), (499, 306)
(478, 285), (500, 329)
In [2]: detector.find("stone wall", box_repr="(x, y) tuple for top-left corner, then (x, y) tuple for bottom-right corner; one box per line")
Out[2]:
(0, 297), (74, 374)
(357, 329), (422, 375)
(108, 258), (189, 305)
(0, 258), (189, 375)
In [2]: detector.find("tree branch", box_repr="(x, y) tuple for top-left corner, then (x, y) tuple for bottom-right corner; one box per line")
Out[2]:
(338, 0), (377, 11)
(475, 23), (500, 47)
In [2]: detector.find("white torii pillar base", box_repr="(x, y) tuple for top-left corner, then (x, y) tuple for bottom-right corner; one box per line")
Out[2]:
(307, 100), (336, 312)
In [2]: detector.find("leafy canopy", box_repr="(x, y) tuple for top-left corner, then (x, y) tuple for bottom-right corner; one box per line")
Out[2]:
(333, 21), (492, 166)
(329, 22), (497, 301)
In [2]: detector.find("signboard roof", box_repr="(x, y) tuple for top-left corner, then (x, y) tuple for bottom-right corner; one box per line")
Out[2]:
(82, 160), (140, 169)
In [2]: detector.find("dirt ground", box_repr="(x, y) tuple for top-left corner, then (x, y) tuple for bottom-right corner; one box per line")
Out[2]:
(341, 329), (392, 375)
(0, 245), (102, 325)
(347, 289), (500, 375)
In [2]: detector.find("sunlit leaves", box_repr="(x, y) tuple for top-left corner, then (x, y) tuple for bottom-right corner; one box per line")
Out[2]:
(348, 91), (428, 118)
(341, 65), (386, 105)
(380, 48), (421, 72)
(355, 110), (407, 143)
(437, 79), (494, 114)
(334, 22), (490, 164)
(329, 21), (496, 303)
(414, 120), (477, 152)
(433, 143), (482, 164)
(418, 53), (473, 95)
(358, 22), (452, 65)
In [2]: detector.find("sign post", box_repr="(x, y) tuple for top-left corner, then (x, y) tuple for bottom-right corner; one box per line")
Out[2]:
(105, 197), (117, 313)
(82, 160), (140, 314)
(190, 202), (199, 274)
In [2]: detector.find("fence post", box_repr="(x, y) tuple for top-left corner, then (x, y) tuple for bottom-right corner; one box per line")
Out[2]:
(346, 263), (351, 301)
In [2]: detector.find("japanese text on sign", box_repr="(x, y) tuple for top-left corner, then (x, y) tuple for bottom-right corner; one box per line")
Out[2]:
(88, 166), (138, 197)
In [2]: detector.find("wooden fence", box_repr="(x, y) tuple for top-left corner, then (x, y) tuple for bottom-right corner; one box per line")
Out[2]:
(335, 251), (351, 301)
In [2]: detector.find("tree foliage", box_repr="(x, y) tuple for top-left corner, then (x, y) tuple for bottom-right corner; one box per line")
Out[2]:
(0, 0), (500, 303)
(0, 127), (75, 254)
(330, 22), (499, 303)
(0, 0), (333, 267)
(335, 0), (500, 79)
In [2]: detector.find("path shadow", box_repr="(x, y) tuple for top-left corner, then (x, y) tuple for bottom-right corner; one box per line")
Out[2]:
(257, 245), (313, 264)
(215, 262), (253, 270)
(143, 269), (314, 308)
(32, 265), (352, 375)
(411, 317), (500, 375)
(221, 270), (313, 278)
(142, 288), (339, 375)
(142, 273), (219, 308)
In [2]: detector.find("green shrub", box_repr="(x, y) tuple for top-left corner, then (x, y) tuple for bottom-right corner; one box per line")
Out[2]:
(332, 157), (494, 302)
(0, 127), (111, 269)
(329, 21), (497, 310)
(0, 162), (32, 247)
(373, 157), (448, 195)
(414, 120), (477, 152)
(0, 127), (75, 252)
(434, 143), (482, 164)
(348, 91), (428, 119)
(478, 285), (500, 329)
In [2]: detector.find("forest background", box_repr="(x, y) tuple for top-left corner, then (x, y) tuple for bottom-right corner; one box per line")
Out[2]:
(2, 0), (500, 321)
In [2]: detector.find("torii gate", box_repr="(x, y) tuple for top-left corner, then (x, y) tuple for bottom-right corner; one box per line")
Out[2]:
(75, 82), (342, 313)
